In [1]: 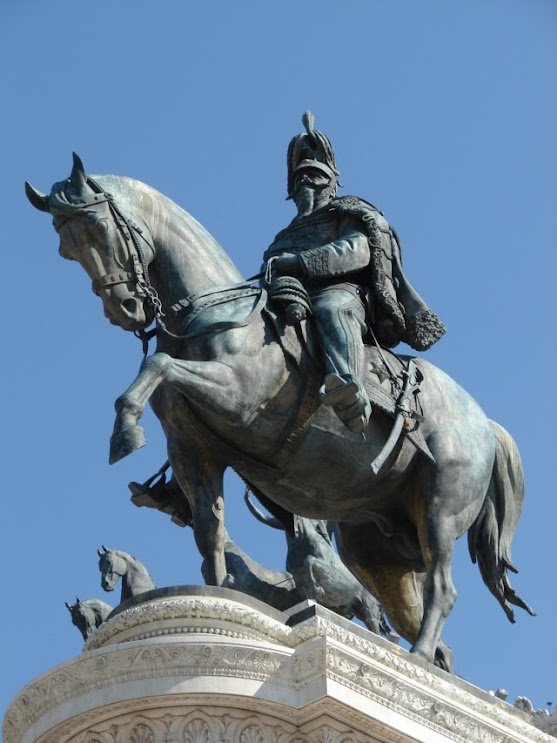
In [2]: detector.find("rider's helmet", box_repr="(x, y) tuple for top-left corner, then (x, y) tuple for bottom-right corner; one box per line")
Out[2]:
(286, 112), (341, 199)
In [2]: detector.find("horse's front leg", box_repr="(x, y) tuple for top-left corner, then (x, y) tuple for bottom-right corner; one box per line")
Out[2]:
(167, 434), (228, 586)
(110, 353), (172, 463)
(110, 352), (241, 464)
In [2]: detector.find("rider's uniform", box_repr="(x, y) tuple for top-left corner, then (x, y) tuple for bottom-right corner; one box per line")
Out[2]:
(264, 196), (445, 419)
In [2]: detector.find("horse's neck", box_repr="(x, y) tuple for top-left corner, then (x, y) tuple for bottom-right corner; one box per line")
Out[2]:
(90, 601), (111, 621)
(82, 606), (97, 629)
(120, 556), (155, 600)
(90, 606), (106, 628)
(146, 187), (244, 313)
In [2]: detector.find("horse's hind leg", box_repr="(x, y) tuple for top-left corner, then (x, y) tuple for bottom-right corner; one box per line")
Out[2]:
(409, 431), (492, 666)
(411, 512), (458, 666)
(338, 521), (454, 672)
(337, 525), (424, 644)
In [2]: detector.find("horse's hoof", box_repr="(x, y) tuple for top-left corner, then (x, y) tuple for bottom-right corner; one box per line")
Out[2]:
(109, 426), (146, 464)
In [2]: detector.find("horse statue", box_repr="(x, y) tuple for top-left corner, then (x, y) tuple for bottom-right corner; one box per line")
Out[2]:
(245, 491), (391, 637)
(98, 546), (156, 604)
(65, 597), (112, 641)
(26, 155), (534, 672)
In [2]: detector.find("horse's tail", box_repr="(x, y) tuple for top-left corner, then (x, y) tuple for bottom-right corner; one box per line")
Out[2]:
(467, 420), (536, 622)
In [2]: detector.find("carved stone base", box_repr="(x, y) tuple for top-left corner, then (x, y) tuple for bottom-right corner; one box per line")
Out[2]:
(3, 587), (551, 743)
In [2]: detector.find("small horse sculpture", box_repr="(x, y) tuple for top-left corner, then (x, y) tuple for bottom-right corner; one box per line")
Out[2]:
(245, 493), (391, 637)
(98, 546), (156, 604)
(27, 156), (534, 672)
(65, 597), (112, 641)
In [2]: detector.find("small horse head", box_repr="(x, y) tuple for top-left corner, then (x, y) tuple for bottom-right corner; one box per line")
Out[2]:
(65, 597), (95, 640)
(66, 597), (112, 641)
(98, 545), (126, 592)
(26, 154), (155, 331)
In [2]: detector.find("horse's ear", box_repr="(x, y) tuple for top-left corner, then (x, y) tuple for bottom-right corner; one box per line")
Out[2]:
(97, 548), (103, 557)
(25, 181), (49, 212)
(76, 596), (81, 604)
(65, 602), (72, 611)
(70, 152), (87, 191)
(101, 544), (110, 554)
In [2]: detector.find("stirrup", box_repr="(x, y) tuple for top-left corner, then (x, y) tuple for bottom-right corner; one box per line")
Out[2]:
(320, 373), (359, 406)
(320, 374), (372, 433)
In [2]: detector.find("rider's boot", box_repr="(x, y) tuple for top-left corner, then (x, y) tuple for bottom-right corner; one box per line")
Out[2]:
(320, 373), (371, 434)
(312, 289), (371, 434)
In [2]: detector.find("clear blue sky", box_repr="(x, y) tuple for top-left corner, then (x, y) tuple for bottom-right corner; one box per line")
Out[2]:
(2, 0), (556, 723)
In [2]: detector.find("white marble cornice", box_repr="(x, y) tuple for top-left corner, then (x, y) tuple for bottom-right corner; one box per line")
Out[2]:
(4, 589), (552, 743)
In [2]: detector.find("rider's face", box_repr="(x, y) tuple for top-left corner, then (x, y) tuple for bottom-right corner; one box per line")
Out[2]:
(293, 168), (331, 192)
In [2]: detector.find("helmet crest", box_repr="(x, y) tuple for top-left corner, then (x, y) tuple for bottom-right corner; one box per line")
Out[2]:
(286, 112), (340, 198)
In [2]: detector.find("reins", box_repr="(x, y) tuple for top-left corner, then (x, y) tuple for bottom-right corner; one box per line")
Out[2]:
(64, 177), (262, 358)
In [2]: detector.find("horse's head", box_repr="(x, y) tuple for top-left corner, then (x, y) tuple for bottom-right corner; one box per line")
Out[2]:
(26, 154), (155, 331)
(65, 597), (94, 640)
(98, 545), (125, 592)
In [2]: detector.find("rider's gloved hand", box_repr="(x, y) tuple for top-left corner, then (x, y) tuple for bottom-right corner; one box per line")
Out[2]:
(271, 253), (303, 278)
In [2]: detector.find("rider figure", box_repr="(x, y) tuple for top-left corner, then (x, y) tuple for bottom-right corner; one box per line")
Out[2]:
(264, 112), (445, 433)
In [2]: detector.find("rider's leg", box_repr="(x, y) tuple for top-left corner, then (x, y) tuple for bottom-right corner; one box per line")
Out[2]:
(311, 287), (371, 433)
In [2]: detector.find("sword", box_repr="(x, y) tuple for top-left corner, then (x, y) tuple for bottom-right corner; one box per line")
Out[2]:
(371, 359), (426, 474)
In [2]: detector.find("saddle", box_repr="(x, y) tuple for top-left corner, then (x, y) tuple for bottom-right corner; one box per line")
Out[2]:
(171, 283), (265, 337)
(264, 304), (434, 464)
(364, 346), (434, 463)
(171, 284), (433, 466)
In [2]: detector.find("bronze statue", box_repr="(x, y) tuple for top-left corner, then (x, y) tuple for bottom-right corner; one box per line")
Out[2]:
(264, 112), (444, 432)
(245, 491), (391, 638)
(26, 116), (534, 673)
(65, 598), (112, 641)
(98, 546), (156, 604)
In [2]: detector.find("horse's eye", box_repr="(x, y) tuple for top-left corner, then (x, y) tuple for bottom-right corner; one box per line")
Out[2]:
(97, 219), (110, 234)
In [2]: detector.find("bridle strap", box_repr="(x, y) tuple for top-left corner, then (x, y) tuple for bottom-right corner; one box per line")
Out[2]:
(85, 177), (164, 317)
(92, 270), (137, 295)
(60, 177), (261, 352)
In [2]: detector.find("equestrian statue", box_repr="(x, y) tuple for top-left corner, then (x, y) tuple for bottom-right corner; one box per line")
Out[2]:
(26, 113), (534, 672)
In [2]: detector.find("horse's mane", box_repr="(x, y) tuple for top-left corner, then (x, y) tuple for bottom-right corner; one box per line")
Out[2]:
(106, 548), (155, 585)
(48, 173), (242, 283)
(80, 598), (112, 615)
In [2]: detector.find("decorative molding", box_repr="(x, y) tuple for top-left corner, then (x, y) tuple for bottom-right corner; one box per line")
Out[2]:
(84, 596), (291, 651)
(4, 593), (552, 743)
(69, 708), (289, 743)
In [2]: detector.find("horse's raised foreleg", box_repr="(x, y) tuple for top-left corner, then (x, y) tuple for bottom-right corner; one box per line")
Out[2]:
(110, 352), (243, 464)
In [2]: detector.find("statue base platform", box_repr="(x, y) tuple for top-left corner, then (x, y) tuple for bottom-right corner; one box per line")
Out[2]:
(3, 587), (551, 743)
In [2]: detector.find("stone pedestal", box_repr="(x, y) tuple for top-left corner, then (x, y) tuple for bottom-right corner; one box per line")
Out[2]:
(3, 587), (551, 743)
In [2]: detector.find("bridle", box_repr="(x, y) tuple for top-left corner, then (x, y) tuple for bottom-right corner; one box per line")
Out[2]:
(54, 177), (184, 352)
(100, 552), (124, 584)
(54, 176), (264, 355)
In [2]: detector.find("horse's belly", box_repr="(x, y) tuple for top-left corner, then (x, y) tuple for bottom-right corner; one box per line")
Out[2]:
(244, 407), (414, 521)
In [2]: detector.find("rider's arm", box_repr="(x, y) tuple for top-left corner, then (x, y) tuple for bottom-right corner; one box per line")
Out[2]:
(297, 218), (370, 279)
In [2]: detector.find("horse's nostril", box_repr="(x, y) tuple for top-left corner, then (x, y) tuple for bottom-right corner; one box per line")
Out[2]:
(122, 298), (137, 315)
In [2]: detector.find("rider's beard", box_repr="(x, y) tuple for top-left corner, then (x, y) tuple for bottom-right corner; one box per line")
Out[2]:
(293, 181), (335, 217)
(293, 184), (315, 216)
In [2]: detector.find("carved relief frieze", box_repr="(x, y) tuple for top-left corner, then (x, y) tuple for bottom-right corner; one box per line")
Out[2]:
(67, 707), (382, 743)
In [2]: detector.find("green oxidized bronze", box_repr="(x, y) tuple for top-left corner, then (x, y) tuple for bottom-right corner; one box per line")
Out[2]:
(26, 114), (534, 673)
